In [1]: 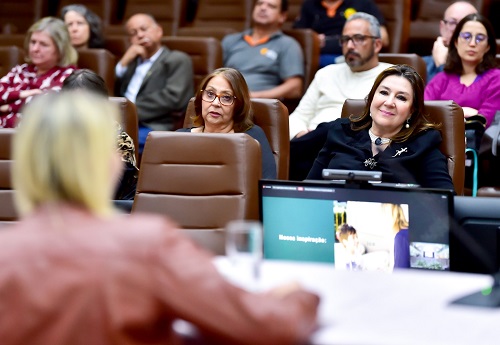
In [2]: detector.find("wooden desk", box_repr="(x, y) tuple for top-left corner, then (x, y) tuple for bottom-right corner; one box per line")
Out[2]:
(214, 258), (500, 345)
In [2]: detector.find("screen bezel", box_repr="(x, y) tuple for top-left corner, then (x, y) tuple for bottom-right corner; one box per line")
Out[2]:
(259, 179), (454, 270)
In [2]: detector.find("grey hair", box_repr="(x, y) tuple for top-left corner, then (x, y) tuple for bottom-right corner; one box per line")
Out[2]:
(346, 12), (381, 38)
(61, 4), (104, 48)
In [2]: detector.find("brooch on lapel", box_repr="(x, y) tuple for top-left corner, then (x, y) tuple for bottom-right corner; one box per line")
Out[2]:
(364, 158), (377, 169)
(392, 147), (408, 157)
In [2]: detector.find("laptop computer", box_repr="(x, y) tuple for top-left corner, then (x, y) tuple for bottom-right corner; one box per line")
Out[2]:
(259, 179), (454, 272)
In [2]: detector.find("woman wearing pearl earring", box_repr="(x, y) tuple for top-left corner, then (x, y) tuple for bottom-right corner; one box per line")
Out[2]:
(307, 64), (455, 191)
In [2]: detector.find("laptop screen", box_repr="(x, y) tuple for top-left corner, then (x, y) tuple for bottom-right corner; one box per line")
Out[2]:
(259, 180), (453, 272)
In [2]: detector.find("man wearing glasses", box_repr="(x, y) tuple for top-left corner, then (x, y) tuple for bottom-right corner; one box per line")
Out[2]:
(288, 12), (391, 180)
(423, 1), (477, 83)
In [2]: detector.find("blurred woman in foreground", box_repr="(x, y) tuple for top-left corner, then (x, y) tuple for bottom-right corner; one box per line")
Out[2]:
(0, 91), (318, 344)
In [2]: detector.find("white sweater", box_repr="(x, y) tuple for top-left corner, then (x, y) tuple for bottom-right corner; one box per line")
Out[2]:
(289, 62), (392, 139)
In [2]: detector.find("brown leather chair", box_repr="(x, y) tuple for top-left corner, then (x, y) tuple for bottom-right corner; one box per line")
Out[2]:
(119, 0), (186, 36)
(0, 0), (45, 34)
(161, 36), (223, 90)
(132, 132), (261, 254)
(375, 0), (411, 53)
(283, 0), (303, 30)
(109, 97), (139, 163)
(378, 53), (428, 82)
(176, 27), (238, 40)
(184, 97), (290, 179)
(408, 0), (491, 56)
(341, 99), (466, 195)
(77, 48), (116, 92)
(0, 34), (25, 49)
(179, 0), (253, 32)
(103, 34), (129, 58)
(0, 46), (25, 77)
(283, 28), (320, 91)
(0, 129), (19, 225)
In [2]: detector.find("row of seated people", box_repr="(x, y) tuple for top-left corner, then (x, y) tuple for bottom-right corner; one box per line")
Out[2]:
(1, 0), (497, 58)
(0, 6), (499, 190)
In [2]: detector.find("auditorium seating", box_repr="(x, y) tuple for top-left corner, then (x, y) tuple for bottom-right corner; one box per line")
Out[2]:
(0, 34), (25, 49)
(0, 46), (25, 77)
(341, 99), (466, 195)
(184, 97), (290, 179)
(178, 0), (253, 33)
(132, 132), (261, 254)
(375, 0), (411, 54)
(283, 28), (320, 91)
(379, 53), (427, 82)
(108, 0), (186, 36)
(77, 48), (116, 91)
(161, 36), (223, 90)
(0, 129), (18, 225)
(0, 0), (45, 34)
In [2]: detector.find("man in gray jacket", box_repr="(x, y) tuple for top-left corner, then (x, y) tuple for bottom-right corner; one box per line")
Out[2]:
(115, 14), (194, 152)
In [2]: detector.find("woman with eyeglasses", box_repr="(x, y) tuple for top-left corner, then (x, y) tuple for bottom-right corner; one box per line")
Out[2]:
(177, 67), (277, 179)
(425, 14), (500, 128)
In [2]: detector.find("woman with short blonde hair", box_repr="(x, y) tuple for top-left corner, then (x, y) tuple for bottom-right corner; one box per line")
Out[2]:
(13, 91), (118, 216)
(0, 17), (77, 128)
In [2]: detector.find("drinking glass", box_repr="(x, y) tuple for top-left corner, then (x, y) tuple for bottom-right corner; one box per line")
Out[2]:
(225, 220), (263, 290)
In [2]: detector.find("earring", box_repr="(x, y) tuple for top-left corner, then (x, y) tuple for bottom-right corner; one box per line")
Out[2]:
(369, 112), (372, 118)
(405, 118), (410, 129)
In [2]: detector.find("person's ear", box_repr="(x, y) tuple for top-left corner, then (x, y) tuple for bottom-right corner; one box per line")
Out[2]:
(373, 37), (383, 54)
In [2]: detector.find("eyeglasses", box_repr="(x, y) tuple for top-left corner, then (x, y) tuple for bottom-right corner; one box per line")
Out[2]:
(458, 32), (488, 45)
(339, 34), (379, 46)
(442, 19), (459, 29)
(201, 89), (236, 106)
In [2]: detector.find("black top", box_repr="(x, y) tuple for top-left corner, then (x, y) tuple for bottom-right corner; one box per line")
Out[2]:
(177, 125), (277, 180)
(293, 0), (386, 55)
(307, 118), (455, 191)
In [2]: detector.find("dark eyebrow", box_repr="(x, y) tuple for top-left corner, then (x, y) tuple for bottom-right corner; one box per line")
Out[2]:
(379, 85), (411, 97)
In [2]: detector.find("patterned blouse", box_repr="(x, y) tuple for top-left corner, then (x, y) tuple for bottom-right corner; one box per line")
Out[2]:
(0, 63), (75, 128)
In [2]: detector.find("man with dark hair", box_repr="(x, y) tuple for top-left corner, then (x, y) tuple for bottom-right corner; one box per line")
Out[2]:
(115, 13), (194, 152)
(222, 0), (304, 99)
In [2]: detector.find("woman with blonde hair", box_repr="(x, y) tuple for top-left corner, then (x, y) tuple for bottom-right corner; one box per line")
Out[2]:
(0, 17), (77, 128)
(1, 91), (319, 344)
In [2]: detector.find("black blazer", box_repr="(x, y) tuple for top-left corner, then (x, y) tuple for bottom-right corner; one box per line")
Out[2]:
(307, 118), (455, 191)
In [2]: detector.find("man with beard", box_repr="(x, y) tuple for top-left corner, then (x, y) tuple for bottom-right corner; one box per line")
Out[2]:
(288, 12), (391, 180)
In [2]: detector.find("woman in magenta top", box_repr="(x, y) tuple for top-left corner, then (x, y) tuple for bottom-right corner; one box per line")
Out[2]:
(424, 14), (500, 128)
(0, 17), (77, 128)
